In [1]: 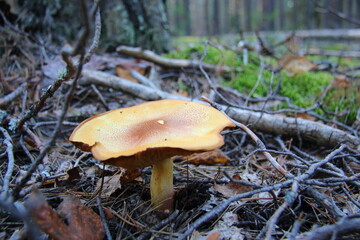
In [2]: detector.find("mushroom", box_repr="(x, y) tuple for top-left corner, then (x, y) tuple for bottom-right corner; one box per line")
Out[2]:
(69, 99), (235, 211)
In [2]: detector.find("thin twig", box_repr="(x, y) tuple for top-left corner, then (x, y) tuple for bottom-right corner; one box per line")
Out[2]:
(12, 0), (102, 200)
(341, 185), (360, 210)
(91, 84), (109, 110)
(85, 0), (102, 63)
(0, 82), (27, 107)
(0, 127), (15, 195)
(177, 179), (293, 240)
(260, 175), (300, 240)
(305, 187), (345, 220)
(199, 41), (241, 108)
(16, 0), (102, 130)
(296, 145), (346, 182)
(96, 196), (112, 240)
(19, 134), (35, 162)
(203, 97), (293, 178)
(288, 219), (302, 240)
(0, 192), (42, 239)
(301, 214), (360, 240)
(138, 210), (179, 240)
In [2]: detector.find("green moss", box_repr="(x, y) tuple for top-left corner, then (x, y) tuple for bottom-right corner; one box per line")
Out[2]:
(165, 43), (358, 124)
(223, 62), (275, 97)
(280, 72), (333, 107)
(177, 81), (188, 91)
(324, 43), (349, 51)
(165, 43), (240, 68)
(307, 55), (360, 67)
(322, 86), (359, 124)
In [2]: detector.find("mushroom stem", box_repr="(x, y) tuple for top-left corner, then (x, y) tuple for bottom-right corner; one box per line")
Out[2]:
(150, 158), (174, 211)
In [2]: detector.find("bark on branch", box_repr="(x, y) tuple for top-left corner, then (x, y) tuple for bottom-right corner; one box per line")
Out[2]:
(80, 69), (360, 150)
(300, 216), (360, 240)
(116, 46), (232, 73)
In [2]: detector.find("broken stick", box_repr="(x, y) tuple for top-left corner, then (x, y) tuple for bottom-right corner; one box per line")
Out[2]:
(116, 46), (232, 73)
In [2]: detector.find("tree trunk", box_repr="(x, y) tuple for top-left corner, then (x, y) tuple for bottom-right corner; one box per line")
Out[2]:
(121, 0), (171, 53)
(6, 0), (171, 53)
(212, 0), (220, 35)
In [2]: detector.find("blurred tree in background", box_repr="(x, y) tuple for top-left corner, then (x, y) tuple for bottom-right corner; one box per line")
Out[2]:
(167, 0), (360, 36)
(2, 0), (359, 52)
(0, 0), (171, 53)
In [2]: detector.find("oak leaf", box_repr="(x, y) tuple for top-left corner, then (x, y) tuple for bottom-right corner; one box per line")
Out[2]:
(25, 190), (105, 240)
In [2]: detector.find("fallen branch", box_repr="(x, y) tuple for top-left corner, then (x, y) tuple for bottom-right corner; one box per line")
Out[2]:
(177, 179), (294, 240)
(203, 97), (293, 177)
(138, 210), (179, 240)
(300, 214), (360, 240)
(80, 70), (360, 150)
(0, 82), (26, 108)
(80, 70), (180, 100)
(305, 48), (360, 58)
(116, 46), (232, 73)
(0, 127), (15, 194)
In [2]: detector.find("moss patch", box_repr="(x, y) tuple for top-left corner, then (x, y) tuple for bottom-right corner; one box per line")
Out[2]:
(165, 43), (359, 124)
(279, 72), (332, 107)
(166, 43), (240, 67)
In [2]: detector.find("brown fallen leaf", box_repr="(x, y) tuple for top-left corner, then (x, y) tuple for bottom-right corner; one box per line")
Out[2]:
(214, 174), (253, 198)
(206, 231), (221, 240)
(115, 60), (149, 82)
(172, 89), (189, 98)
(25, 190), (104, 240)
(57, 196), (105, 240)
(278, 54), (316, 76)
(41, 167), (81, 186)
(95, 173), (122, 198)
(95, 168), (141, 198)
(296, 113), (317, 121)
(173, 149), (229, 165)
(330, 75), (350, 89)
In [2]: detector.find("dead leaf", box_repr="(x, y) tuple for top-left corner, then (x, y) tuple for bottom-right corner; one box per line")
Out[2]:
(95, 168), (141, 198)
(115, 60), (149, 82)
(42, 55), (67, 80)
(296, 113), (316, 121)
(65, 167), (81, 182)
(212, 212), (245, 240)
(214, 174), (253, 198)
(190, 230), (201, 240)
(57, 196), (105, 240)
(172, 89), (189, 97)
(103, 207), (115, 221)
(96, 173), (122, 198)
(206, 232), (221, 240)
(25, 190), (104, 240)
(42, 167), (81, 186)
(278, 55), (316, 76)
(121, 168), (142, 184)
(284, 32), (299, 55)
(173, 149), (229, 165)
(330, 75), (350, 89)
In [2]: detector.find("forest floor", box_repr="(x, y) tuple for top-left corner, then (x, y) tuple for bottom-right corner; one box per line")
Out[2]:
(1, 11), (360, 240)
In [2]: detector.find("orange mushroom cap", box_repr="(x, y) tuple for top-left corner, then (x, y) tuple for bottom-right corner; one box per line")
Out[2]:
(69, 99), (235, 169)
